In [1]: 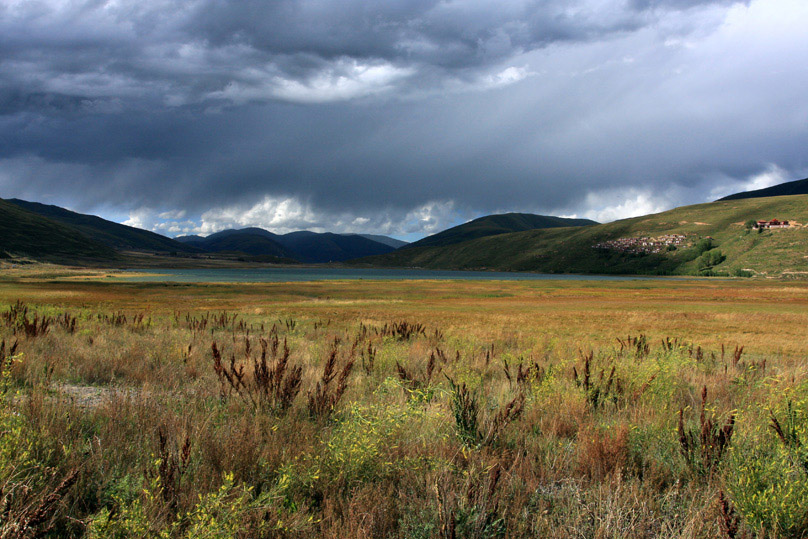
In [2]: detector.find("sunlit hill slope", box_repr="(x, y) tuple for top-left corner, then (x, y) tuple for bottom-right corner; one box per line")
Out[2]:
(357, 195), (808, 277)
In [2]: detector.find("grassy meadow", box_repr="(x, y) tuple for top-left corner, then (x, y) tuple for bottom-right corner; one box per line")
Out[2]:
(0, 274), (807, 537)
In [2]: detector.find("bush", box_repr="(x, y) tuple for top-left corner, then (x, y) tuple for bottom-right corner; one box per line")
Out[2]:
(698, 249), (725, 270)
(87, 472), (281, 538)
(695, 238), (714, 255)
(681, 237), (716, 262)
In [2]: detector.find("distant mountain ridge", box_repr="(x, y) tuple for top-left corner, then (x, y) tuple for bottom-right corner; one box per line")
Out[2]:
(178, 228), (398, 263)
(1, 196), (406, 264)
(405, 212), (598, 249)
(718, 177), (808, 201)
(278, 232), (396, 263)
(176, 231), (294, 258)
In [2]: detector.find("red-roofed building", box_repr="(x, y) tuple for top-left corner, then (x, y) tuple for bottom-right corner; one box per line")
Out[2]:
(756, 219), (790, 229)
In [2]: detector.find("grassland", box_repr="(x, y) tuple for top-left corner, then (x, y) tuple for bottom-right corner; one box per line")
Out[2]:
(0, 275), (807, 537)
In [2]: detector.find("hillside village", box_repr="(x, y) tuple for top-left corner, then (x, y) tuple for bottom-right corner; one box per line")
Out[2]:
(593, 234), (692, 254)
(594, 217), (800, 255)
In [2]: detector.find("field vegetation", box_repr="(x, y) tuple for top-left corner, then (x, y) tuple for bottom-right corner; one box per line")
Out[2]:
(0, 275), (806, 537)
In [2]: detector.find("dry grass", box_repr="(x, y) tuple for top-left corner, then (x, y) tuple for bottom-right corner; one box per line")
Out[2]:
(0, 277), (806, 537)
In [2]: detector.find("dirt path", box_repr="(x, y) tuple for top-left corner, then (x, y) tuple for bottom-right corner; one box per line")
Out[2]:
(52, 383), (143, 407)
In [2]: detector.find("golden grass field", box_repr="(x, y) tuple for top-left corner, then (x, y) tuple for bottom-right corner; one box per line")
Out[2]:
(0, 271), (807, 537)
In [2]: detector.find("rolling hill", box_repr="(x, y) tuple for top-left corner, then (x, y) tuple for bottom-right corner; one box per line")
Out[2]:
(404, 213), (597, 249)
(8, 199), (197, 253)
(357, 195), (808, 277)
(0, 199), (116, 261)
(718, 177), (808, 201)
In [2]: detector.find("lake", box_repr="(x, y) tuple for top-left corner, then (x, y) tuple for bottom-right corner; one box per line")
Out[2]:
(120, 267), (658, 283)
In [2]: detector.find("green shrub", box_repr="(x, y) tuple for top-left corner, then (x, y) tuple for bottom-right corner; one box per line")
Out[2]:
(695, 238), (714, 255)
(728, 444), (808, 537)
(87, 472), (279, 538)
(277, 400), (425, 500)
(727, 397), (808, 537)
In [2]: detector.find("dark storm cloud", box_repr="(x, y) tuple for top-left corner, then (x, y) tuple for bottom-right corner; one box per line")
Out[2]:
(0, 0), (806, 236)
(191, 0), (633, 69)
(0, 0), (738, 111)
(629, 0), (744, 10)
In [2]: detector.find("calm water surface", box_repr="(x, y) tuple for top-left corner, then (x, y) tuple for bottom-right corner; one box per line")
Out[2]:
(121, 268), (657, 283)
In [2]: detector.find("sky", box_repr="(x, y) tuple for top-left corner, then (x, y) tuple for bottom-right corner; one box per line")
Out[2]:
(1, 0), (807, 241)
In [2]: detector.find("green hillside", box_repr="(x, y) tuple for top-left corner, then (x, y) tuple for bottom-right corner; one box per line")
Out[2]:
(359, 195), (808, 277)
(0, 199), (116, 261)
(8, 199), (197, 253)
(405, 212), (597, 249)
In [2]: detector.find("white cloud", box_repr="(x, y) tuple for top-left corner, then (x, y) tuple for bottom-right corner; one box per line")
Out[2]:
(707, 164), (789, 200)
(208, 59), (415, 104)
(158, 209), (186, 220)
(115, 196), (462, 240)
(482, 66), (534, 88)
(401, 200), (458, 234)
(741, 165), (787, 192)
(199, 197), (321, 234)
(572, 188), (671, 223)
(121, 207), (199, 236)
(122, 210), (149, 230)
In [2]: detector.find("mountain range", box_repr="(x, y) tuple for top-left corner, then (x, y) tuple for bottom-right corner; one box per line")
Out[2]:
(174, 228), (401, 263)
(2, 175), (808, 276)
(0, 200), (408, 264)
(0, 197), (598, 264)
